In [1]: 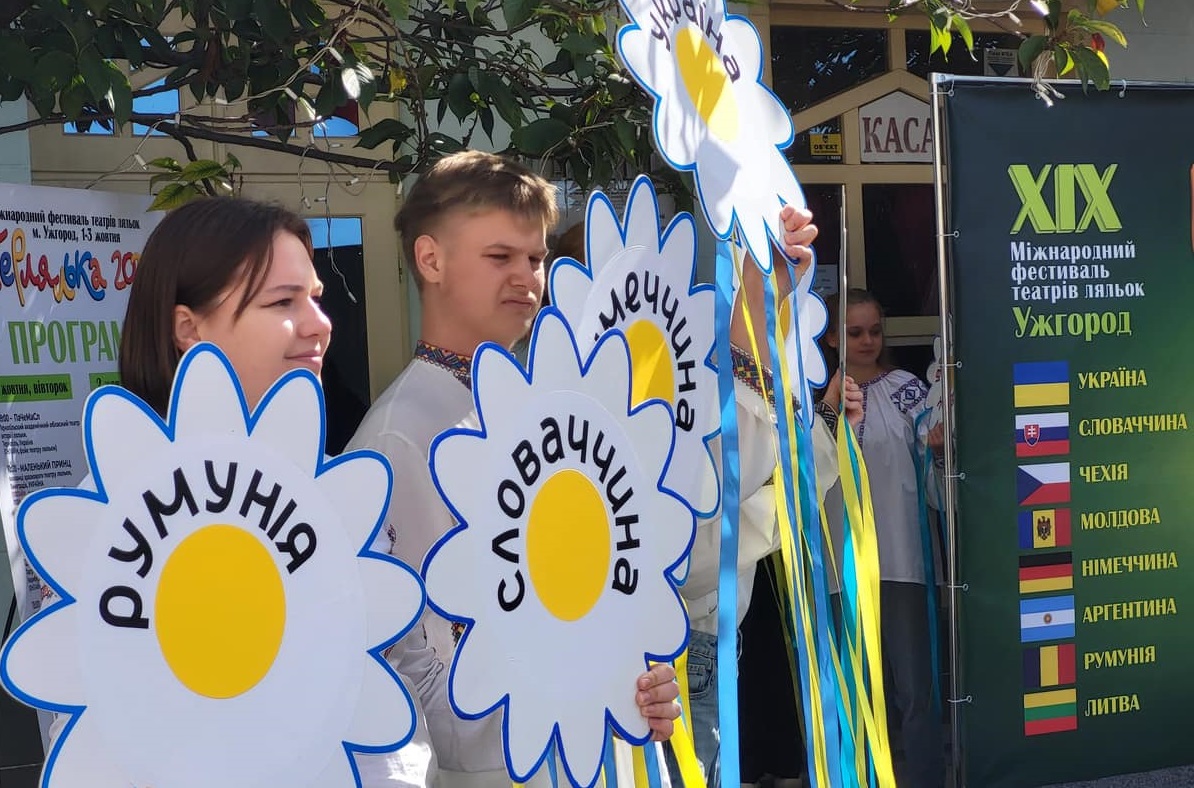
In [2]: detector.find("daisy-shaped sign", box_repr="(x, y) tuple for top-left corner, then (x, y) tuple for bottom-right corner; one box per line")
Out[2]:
(615, 0), (808, 273)
(1, 344), (424, 788)
(779, 265), (830, 421)
(424, 309), (694, 787)
(550, 175), (720, 517)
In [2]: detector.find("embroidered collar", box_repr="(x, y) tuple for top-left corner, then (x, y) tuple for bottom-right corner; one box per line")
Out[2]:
(729, 344), (799, 412)
(415, 340), (473, 390)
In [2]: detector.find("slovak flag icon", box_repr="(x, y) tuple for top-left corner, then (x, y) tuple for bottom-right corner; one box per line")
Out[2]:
(1015, 413), (1069, 458)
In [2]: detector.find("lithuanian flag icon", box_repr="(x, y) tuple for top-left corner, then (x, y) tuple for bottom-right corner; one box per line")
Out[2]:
(1024, 687), (1078, 736)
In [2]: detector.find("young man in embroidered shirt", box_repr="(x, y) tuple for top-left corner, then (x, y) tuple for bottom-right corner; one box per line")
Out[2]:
(673, 217), (864, 788)
(346, 151), (682, 788)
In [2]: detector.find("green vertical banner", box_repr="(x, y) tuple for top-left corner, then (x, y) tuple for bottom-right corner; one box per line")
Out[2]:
(946, 79), (1194, 787)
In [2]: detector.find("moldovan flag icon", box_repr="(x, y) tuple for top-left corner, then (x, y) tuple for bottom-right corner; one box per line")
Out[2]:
(1013, 361), (1070, 408)
(1018, 509), (1072, 550)
(1024, 688), (1078, 736)
(1015, 412), (1070, 457)
(1023, 644), (1076, 690)
(1019, 552), (1073, 594)
(1020, 595), (1074, 642)
(1017, 463), (1070, 506)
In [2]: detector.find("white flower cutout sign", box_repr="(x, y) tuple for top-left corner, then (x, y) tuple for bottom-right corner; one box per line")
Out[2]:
(780, 266), (829, 420)
(424, 309), (694, 787)
(729, 252), (829, 424)
(1, 344), (423, 788)
(616, 0), (808, 273)
(550, 175), (720, 517)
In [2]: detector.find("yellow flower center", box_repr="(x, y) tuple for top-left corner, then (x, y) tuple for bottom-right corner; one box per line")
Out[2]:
(527, 470), (610, 621)
(156, 525), (286, 698)
(675, 24), (740, 142)
(625, 319), (676, 406)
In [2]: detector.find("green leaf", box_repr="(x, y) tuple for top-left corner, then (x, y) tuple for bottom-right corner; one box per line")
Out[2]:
(77, 48), (111, 102)
(342, 65), (361, 100)
(1054, 46), (1074, 76)
(613, 115), (635, 153)
(59, 79), (89, 121)
(502, 0), (536, 28)
(427, 132), (464, 154)
(447, 72), (474, 120)
(465, 0), (482, 20)
(1071, 45), (1111, 90)
(224, 0), (252, 21)
(0, 38), (33, 82)
(1079, 17), (1129, 47)
(146, 156), (183, 171)
(117, 26), (145, 68)
(542, 49), (574, 76)
(0, 77), (24, 103)
(104, 61), (132, 126)
(252, 0), (293, 43)
(178, 159), (230, 183)
(510, 117), (570, 156)
(355, 117), (410, 149)
(954, 15), (974, 52)
(150, 182), (202, 212)
(290, 0), (326, 29)
(383, 0), (410, 22)
(484, 77), (524, 129)
(1018, 35), (1049, 72)
(480, 106), (495, 140)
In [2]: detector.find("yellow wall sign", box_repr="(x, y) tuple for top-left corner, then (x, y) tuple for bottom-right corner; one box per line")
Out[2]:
(809, 132), (842, 158)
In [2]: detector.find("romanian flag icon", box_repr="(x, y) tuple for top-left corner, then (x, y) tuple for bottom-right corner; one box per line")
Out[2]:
(1019, 552), (1073, 594)
(1015, 412), (1070, 457)
(1017, 463), (1071, 506)
(1020, 595), (1074, 642)
(1019, 509), (1072, 549)
(1013, 361), (1070, 408)
(1024, 688), (1078, 736)
(1023, 644), (1076, 690)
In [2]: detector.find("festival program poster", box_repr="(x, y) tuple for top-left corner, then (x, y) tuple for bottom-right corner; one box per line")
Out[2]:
(0, 185), (160, 628)
(946, 79), (1194, 786)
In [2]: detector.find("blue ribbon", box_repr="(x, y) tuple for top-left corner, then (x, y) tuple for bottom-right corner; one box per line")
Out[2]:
(839, 426), (877, 788)
(644, 743), (663, 788)
(760, 268), (842, 788)
(602, 728), (618, 788)
(713, 239), (742, 788)
(912, 411), (943, 714)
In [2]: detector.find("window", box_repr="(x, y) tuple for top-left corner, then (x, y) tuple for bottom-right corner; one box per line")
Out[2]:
(804, 183), (843, 300)
(770, 27), (888, 114)
(64, 78), (179, 136)
(862, 184), (938, 318)
(306, 217), (370, 455)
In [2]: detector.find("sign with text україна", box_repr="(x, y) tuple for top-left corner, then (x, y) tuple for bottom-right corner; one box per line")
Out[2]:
(946, 79), (1194, 787)
(0, 185), (161, 629)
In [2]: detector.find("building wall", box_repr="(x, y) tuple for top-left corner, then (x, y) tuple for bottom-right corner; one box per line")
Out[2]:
(1107, 3), (1194, 83)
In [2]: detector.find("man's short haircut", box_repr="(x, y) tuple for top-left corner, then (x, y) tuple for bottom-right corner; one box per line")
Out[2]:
(396, 151), (559, 288)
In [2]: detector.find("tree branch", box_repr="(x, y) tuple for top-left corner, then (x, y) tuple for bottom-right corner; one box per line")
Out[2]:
(0, 111), (406, 173)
